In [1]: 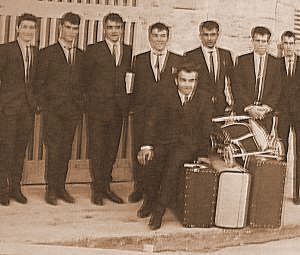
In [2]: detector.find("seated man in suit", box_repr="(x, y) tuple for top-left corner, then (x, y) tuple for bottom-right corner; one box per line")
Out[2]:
(130, 22), (182, 207)
(0, 13), (38, 205)
(137, 62), (212, 230)
(232, 26), (282, 133)
(185, 20), (234, 117)
(34, 12), (85, 205)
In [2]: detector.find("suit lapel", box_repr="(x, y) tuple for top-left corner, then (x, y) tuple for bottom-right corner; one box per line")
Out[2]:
(199, 47), (210, 74)
(14, 41), (26, 80)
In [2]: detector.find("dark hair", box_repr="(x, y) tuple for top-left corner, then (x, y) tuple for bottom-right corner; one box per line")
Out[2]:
(103, 13), (124, 25)
(199, 20), (219, 33)
(148, 22), (169, 38)
(281, 30), (296, 41)
(251, 26), (271, 40)
(17, 13), (37, 27)
(61, 12), (81, 26)
(174, 61), (200, 79)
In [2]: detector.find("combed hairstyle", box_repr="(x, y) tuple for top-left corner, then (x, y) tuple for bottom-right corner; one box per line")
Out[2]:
(103, 13), (124, 26)
(251, 26), (271, 40)
(281, 30), (296, 41)
(17, 13), (37, 27)
(61, 12), (81, 26)
(148, 22), (170, 38)
(199, 20), (219, 33)
(173, 61), (200, 79)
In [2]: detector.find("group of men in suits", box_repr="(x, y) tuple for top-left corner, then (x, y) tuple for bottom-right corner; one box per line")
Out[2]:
(0, 11), (299, 232)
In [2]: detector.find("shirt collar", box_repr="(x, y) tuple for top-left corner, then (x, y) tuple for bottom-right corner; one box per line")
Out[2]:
(285, 54), (295, 63)
(17, 37), (32, 48)
(151, 48), (168, 56)
(58, 38), (75, 50)
(201, 45), (216, 54)
(254, 52), (267, 60)
(178, 90), (193, 101)
(105, 38), (120, 50)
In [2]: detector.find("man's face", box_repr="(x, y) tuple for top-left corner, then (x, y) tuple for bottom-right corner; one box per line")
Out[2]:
(104, 20), (123, 43)
(16, 20), (36, 43)
(60, 21), (79, 44)
(282, 36), (295, 58)
(149, 28), (169, 52)
(176, 70), (198, 96)
(199, 27), (219, 48)
(252, 34), (270, 55)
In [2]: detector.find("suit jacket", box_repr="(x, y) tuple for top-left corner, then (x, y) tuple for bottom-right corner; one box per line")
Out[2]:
(84, 41), (132, 121)
(185, 46), (234, 116)
(0, 41), (38, 115)
(232, 52), (282, 114)
(33, 43), (85, 116)
(143, 80), (213, 157)
(132, 51), (182, 145)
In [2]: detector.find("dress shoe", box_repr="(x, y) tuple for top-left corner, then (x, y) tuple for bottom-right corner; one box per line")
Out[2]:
(148, 207), (165, 230)
(0, 196), (9, 206)
(128, 190), (143, 203)
(137, 199), (152, 218)
(103, 189), (124, 204)
(293, 196), (300, 205)
(57, 189), (75, 203)
(45, 190), (57, 206)
(91, 193), (103, 206)
(10, 189), (27, 204)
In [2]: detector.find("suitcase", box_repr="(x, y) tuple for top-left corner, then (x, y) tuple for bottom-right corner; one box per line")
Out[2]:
(175, 163), (218, 228)
(214, 166), (251, 228)
(247, 157), (286, 228)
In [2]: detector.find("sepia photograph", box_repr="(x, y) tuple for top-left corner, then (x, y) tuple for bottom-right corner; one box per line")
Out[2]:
(0, 0), (300, 254)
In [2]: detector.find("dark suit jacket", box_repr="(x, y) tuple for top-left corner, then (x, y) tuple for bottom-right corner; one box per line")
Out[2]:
(143, 80), (213, 157)
(0, 41), (38, 115)
(33, 43), (85, 116)
(232, 52), (282, 114)
(84, 41), (132, 121)
(185, 46), (234, 116)
(132, 50), (182, 146)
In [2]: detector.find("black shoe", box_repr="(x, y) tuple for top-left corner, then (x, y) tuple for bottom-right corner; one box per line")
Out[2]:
(91, 193), (103, 206)
(293, 196), (300, 205)
(103, 188), (124, 204)
(0, 195), (9, 206)
(137, 199), (152, 218)
(45, 190), (57, 206)
(128, 190), (143, 203)
(10, 189), (27, 204)
(148, 207), (165, 230)
(57, 189), (75, 204)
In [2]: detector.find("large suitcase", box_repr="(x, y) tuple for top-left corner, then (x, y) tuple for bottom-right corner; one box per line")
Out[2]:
(175, 163), (218, 228)
(214, 166), (251, 228)
(247, 157), (286, 228)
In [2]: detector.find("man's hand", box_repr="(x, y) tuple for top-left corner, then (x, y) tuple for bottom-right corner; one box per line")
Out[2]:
(137, 148), (154, 166)
(244, 105), (272, 120)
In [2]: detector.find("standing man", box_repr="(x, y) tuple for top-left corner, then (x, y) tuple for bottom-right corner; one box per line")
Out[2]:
(84, 13), (132, 205)
(34, 12), (85, 205)
(138, 62), (212, 230)
(185, 20), (234, 117)
(0, 13), (38, 205)
(277, 31), (300, 204)
(130, 22), (181, 211)
(232, 26), (282, 132)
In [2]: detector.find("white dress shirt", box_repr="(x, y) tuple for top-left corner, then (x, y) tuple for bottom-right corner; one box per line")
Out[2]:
(105, 39), (121, 66)
(150, 49), (168, 82)
(254, 52), (266, 79)
(202, 46), (218, 81)
(58, 38), (75, 64)
(285, 54), (295, 76)
(178, 90), (193, 105)
(17, 37), (32, 80)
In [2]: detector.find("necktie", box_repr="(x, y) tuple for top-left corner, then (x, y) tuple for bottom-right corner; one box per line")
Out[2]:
(183, 95), (189, 106)
(112, 44), (117, 65)
(288, 59), (292, 77)
(209, 51), (215, 82)
(254, 56), (263, 105)
(67, 47), (72, 65)
(155, 54), (161, 81)
(25, 45), (31, 83)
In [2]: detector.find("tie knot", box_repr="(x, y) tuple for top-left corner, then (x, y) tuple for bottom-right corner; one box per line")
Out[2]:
(184, 95), (189, 103)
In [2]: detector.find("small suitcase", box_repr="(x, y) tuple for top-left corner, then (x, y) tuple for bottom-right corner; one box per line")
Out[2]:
(175, 163), (218, 228)
(247, 156), (286, 228)
(214, 166), (251, 228)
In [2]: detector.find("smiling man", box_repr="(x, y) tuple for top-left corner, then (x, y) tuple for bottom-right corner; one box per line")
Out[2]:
(34, 12), (85, 205)
(0, 13), (38, 206)
(130, 23), (182, 217)
(185, 20), (234, 117)
(137, 62), (212, 230)
(84, 13), (132, 206)
(232, 26), (282, 132)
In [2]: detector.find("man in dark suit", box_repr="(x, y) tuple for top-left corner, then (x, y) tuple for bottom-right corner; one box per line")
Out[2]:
(185, 20), (234, 117)
(277, 31), (300, 204)
(0, 13), (38, 206)
(130, 22), (182, 207)
(34, 12), (85, 205)
(84, 13), (132, 205)
(138, 62), (212, 230)
(232, 26), (282, 133)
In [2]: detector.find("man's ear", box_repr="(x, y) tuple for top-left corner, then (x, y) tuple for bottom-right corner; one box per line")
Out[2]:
(174, 77), (178, 86)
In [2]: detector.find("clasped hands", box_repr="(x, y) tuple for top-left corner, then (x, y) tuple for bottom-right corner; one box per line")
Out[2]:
(137, 148), (154, 166)
(244, 104), (272, 120)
